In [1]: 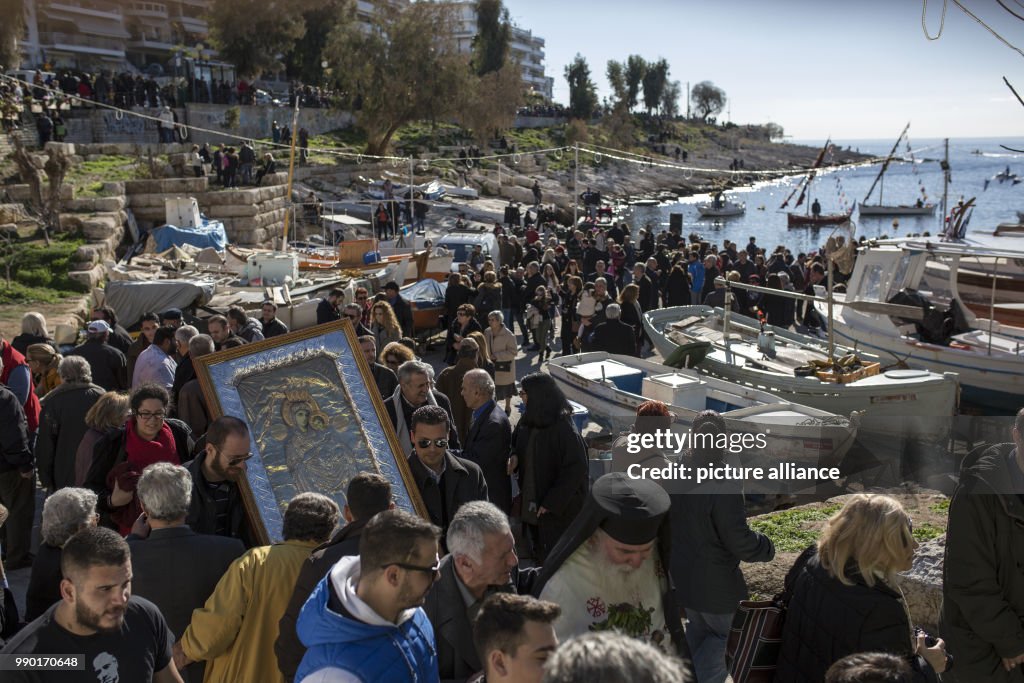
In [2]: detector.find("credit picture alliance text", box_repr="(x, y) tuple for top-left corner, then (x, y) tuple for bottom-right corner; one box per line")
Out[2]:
(626, 461), (842, 484)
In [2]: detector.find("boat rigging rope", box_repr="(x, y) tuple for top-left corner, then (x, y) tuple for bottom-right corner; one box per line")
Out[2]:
(997, 0), (1024, 23)
(949, 0), (1024, 58)
(921, 0), (947, 40)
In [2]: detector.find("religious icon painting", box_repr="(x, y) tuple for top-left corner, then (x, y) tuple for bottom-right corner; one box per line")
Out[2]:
(195, 319), (427, 543)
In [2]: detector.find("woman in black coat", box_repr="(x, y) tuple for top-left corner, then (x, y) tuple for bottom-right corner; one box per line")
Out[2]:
(775, 494), (949, 683)
(558, 275), (582, 357)
(511, 372), (588, 564)
(444, 303), (483, 365)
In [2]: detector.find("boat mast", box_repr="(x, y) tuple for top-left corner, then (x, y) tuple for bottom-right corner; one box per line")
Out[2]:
(863, 122), (909, 207)
(281, 96), (301, 249)
(940, 138), (950, 233)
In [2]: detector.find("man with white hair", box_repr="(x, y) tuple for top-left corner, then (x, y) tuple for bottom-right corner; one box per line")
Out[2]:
(171, 325), (199, 410)
(26, 487), (98, 620)
(129, 462), (245, 683)
(385, 360), (460, 457)
(533, 473), (693, 674)
(423, 501), (538, 682)
(581, 303), (638, 357)
(460, 369), (513, 515)
(35, 355), (105, 492)
(541, 631), (693, 683)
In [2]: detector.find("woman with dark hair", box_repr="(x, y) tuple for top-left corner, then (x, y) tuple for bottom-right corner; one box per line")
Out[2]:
(445, 303), (483, 365)
(511, 372), (588, 563)
(528, 286), (557, 362)
(559, 276), (583, 357)
(759, 273), (788, 328)
(665, 263), (691, 307)
(671, 410), (775, 683)
(85, 383), (194, 535)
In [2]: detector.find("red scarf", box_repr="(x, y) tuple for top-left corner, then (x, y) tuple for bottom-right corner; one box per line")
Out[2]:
(108, 419), (179, 535)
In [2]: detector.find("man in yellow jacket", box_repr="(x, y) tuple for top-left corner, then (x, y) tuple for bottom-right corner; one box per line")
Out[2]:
(173, 492), (340, 682)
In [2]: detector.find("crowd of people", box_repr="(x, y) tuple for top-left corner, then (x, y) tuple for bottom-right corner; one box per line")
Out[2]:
(0, 200), (1018, 682)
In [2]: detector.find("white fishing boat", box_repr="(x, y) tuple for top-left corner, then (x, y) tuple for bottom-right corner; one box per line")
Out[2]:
(545, 351), (858, 469)
(697, 192), (746, 218)
(642, 305), (959, 455)
(815, 241), (1024, 413)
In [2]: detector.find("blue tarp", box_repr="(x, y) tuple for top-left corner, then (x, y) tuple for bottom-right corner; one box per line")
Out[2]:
(151, 218), (228, 253)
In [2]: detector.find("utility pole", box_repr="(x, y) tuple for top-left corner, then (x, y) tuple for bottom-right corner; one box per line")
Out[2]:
(686, 81), (690, 119)
(940, 138), (950, 234)
(572, 143), (579, 228)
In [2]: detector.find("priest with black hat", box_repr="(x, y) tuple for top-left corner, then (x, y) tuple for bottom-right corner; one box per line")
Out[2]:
(532, 472), (694, 673)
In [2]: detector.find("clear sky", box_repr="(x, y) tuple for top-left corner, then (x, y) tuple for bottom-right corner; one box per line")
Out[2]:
(503, 0), (1024, 140)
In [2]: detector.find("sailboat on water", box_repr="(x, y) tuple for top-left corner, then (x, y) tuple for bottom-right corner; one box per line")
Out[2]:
(858, 123), (936, 217)
(782, 139), (853, 228)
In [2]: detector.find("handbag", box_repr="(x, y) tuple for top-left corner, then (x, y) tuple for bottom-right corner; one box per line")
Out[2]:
(494, 360), (512, 373)
(726, 548), (813, 682)
(725, 598), (786, 683)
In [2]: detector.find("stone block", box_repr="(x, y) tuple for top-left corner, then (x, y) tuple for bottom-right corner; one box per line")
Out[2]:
(64, 198), (97, 213)
(74, 244), (105, 266)
(81, 215), (121, 240)
(59, 214), (84, 232)
(900, 535), (944, 632)
(500, 185), (534, 205)
(67, 264), (105, 290)
(0, 223), (18, 239)
(206, 204), (259, 218)
(126, 193), (165, 209)
(44, 141), (75, 156)
(102, 182), (125, 195)
(5, 185), (33, 202)
(0, 204), (26, 224)
(94, 196), (126, 212)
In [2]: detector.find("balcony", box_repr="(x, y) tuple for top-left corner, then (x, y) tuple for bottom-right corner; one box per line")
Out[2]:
(178, 15), (208, 34)
(125, 2), (169, 19)
(45, 1), (122, 21)
(128, 35), (175, 51)
(39, 31), (126, 57)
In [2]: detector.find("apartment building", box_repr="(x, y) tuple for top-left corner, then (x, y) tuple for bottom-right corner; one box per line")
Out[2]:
(450, 1), (554, 100)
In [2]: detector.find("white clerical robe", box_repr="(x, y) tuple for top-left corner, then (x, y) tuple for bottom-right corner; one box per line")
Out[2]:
(539, 542), (671, 652)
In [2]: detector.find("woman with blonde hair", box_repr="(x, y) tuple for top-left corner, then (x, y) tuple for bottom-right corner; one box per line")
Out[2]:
(13, 311), (52, 355)
(465, 329), (494, 378)
(775, 494), (949, 682)
(26, 343), (62, 396)
(379, 340), (415, 374)
(369, 300), (402, 353)
(74, 391), (131, 486)
(485, 311), (516, 413)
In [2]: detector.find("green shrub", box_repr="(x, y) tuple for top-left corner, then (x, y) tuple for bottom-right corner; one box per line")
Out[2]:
(17, 267), (50, 287)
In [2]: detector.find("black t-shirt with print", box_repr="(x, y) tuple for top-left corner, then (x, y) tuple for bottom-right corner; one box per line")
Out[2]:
(0, 596), (173, 682)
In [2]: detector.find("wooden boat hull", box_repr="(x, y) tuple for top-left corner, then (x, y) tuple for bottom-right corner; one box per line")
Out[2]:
(643, 306), (959, 450)
(859, 204), (936, 216)
(697, 203), (746, 218)
(787, 212), (852, 227)
(545, 351), (858, 471)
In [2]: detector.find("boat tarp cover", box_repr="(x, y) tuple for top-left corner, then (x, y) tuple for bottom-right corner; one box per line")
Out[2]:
(401, 278), (446, 306)
(151, 220), (228, 253)
(103, 280), (216, 325)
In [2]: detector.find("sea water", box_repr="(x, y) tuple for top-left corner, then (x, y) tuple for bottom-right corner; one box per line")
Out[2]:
(640, 136), (1024, 255)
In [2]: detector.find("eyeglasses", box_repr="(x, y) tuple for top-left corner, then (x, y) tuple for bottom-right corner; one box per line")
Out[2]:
(384, 556), (441, 576)
(135, 411), (166, 421)
(356, 296), (367, 301)
(225, 452), (255, 467)
(416, 438), (449, 449)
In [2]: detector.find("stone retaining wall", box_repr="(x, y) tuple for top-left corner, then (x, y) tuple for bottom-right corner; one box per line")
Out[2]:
(123, 173), (291, 245)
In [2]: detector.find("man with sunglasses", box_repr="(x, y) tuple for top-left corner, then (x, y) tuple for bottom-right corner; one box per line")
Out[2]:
(407, 406), (488, 539)
(184, 416), (257, 548)
(343, 304), (372, 338)
(295, 509), (442, 683)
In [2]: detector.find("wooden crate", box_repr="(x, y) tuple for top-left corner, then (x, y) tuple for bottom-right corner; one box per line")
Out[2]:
(816, 361), (881, 384)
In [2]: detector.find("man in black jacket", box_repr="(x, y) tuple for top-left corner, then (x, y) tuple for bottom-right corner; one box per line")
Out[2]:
(460, 369), (513, 515)
(184, 415), (255, 548)
(632, 264), (655, 313)
(357, 335), (398, 400)
(129, 462), (245, 683)
(0, 372), (33, 569)
(170, 325), (198, 410)
(315, 289), (344, 326)
(407, 406), (487, 537)
(90, 305), (133, 355)
(582, 304), (637, 356)
(275, 472), (395, 682)
(384, 281), (415, 338)
(424, 501), (537, 683)
(941, 409), (1024, 683)
(344, 305), (372, 338)
(260, 301), (289, 338)
(68, 320), (128, 391)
